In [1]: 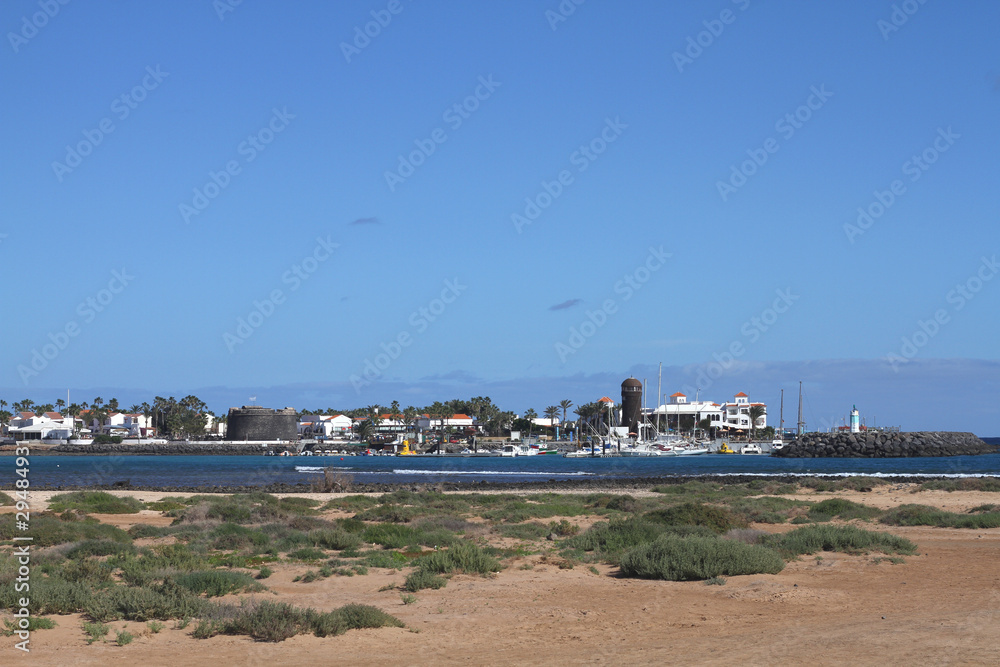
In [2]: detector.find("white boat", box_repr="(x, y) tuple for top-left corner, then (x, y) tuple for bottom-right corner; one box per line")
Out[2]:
(771, 439), (784, 451)
(672, 446), (709, 456)
(740, 443), (763, 455)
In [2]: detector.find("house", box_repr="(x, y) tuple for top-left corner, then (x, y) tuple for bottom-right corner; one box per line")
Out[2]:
(650, 393), (723, 431)
(718, 392), (767, 431)
(298, 415), (353, 438)
(7, 412), (75, 441)
(415, 414), (475, 431)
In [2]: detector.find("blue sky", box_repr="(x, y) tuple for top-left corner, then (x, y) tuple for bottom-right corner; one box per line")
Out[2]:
(2, 1), (998, 434)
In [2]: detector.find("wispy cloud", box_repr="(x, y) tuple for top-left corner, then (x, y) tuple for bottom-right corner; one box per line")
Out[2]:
(549, 299), (582, 311)
(350, 217), (380, 225)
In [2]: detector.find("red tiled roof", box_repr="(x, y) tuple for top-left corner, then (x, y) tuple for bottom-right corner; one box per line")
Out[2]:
(670, 392), (686, 397)
(44, 411), (63, 419)
(599, 397), (614, 403)
(734, 392), (748, 397)
(19, 412), (34, 418)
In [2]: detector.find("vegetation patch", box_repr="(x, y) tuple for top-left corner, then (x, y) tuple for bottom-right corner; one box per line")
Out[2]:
(879, 504), (1000, 529)
(807, 498), (882, 523)
(170, 570), (265, 598)
(48, 491), (145, 515)
(765, 525), (917, 557)
(619, 535), (785, 581)
(195, 600), (403, 642)
(723, 497), (809, 524)
(404, 569), (447, 592)
(644, 502), (749, 534)
(414, 541), (501, 576)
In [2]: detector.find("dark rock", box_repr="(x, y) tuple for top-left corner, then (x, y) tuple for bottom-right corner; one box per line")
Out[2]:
(773, 432), (997, 459)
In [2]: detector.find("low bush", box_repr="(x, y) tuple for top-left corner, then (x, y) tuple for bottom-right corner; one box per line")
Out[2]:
(84, 584), (213, 622)
(564, 518), (712, 562)
(619, 535), (785, 581)
(66, 540), (137, 560)
(644, 503), (748, 534)
(497, 523), (549, 540)
(919, 478), (1000, 493)
(879, 504), (1000, 529)
(170, 570), (265, 598)
(0, 514), (131, 547)
(197, 600), (403, 642)
(415, 541), (501, 576)
(309, 528), (361, 551)
(2, 616), (56, 635)
(724, 497), (809, 524)
(359, 550), (409, 570)
(83, 621), (110, 644)
(48, 491), (145, 515)
(287, 547), (327, 562)
(808, 498), (882, 523)
(404, 569), (447, 592)
(765, 524), (917, 557)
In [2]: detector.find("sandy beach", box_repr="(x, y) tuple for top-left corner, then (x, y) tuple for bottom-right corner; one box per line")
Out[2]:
(4, 484), (1000, 666)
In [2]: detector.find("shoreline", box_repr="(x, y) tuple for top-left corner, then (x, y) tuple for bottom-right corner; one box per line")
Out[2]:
(4, 473), (997, 494)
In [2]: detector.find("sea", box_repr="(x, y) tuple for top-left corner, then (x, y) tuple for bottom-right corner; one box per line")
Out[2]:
(16, 437), (1000, 488)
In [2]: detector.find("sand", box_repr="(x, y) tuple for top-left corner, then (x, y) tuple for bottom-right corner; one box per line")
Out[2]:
(5, 485), (1000, 666)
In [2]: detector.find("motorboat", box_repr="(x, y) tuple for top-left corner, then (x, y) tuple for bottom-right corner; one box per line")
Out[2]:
(740, 443), (763, 455)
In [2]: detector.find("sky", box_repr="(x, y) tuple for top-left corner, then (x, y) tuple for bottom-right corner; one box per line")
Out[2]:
(2, 1), (998, 434)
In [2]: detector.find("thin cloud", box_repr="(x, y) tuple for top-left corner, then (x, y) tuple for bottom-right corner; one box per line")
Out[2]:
(350, 217), (380, 225)
(549, 299), (582, 311)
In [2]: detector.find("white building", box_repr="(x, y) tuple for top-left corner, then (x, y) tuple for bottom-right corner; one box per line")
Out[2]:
(7, 412), (75, 441)
(415, 414), (475, 430)
(718, 392), (767, 431)
(299, 415), (353, 437)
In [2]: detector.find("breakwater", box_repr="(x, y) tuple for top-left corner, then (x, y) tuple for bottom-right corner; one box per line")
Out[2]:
(47, 442), (272, 456)
(772, 431), (996, 458)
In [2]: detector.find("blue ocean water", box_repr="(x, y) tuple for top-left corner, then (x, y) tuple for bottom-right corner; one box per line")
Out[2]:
(13, 441), (1000, 487)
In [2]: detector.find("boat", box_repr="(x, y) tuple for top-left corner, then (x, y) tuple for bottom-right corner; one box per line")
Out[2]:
(740, 443), (763, 455)
(493, 443), (532, 457)
(771, 438), (784, 451)
(717, 443), (736, 454)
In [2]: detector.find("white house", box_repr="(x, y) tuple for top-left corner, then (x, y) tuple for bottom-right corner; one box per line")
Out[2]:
(299, 415), (353, 438)
(718, 392), (767, 431)
(415, 414), (475, 430)
(7, 412), (75, 441)
(650, 393), (723, 431)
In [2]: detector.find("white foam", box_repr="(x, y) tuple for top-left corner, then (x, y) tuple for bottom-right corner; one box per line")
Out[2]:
(391, 469), (594, 476)
(294, 466), (352, 472)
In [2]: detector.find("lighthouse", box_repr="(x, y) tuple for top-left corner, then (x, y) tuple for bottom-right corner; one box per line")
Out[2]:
(850, 405), (860, 434)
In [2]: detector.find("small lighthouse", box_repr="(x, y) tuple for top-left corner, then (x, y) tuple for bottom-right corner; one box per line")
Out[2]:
(850, 405), (860, 433)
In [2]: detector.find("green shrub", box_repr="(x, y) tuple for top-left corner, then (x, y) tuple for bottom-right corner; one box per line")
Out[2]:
(362, 524), (420, 549)
(288, 547), (326, 561)
(66, 540), (137, 560)
(620, 535), (785, 581)
(309, 528), (361, 551)
(549, 519), (580, 536)
(83, 621), (110, 644)
(415, 541), (500, 576)
(401, 593), (417, 605)
(565, 518), (671, 561)
(62, 558), (116, 584)
(0, 576), (91, 615)
(705, 576), (727, 586)
(210, 524), (270, 551)
(404, 569), (447, 592)
(725, 497), (809, 524)
(0, 492), (14, 506)
(116, 629), (134, 646)
(201, 600), (403, 642)
(2, 616), (56, 635)
(145, 501), (187, 512)
(879, 504), (1000, 529)
(148, 620), (164, 633)
(644, 503), (748, 533)
(84, 584), (213, 622)
(256, 566), (273, 580)
(48, 491), (145, 514)
(808, 498), (882, 522)
(765, 524), (917, 557)
(170, 570), (265, 597)
(360, 550), (409, 570)
(919, 478), (1000, 493)
(0, 514), (131, 547)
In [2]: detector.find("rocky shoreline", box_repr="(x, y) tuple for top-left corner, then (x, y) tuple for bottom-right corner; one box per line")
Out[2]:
(39, 442), (272, 456)
(773, 431), (996, 458)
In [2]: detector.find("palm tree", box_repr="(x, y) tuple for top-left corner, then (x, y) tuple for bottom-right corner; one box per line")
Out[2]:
(543, 405), (559, 433)
(559, 399), (573, 432)
(748, 405), (766, 441)
(355, 419), (375, 443)
(524, 408), (537, 437)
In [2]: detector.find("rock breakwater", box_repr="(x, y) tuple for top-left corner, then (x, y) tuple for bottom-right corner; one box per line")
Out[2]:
(773, 431), (996, 458)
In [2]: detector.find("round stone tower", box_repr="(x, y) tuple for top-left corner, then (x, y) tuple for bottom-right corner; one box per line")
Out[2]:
(621, 377), (643, 435)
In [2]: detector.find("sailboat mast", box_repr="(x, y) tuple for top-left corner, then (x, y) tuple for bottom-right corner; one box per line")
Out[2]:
(796, 381), (804, 436)
(779, 389), (784, 437)
(656, 362), (662, 435)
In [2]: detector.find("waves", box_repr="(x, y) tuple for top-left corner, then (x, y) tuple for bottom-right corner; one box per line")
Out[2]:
(294, 466), (352, 472)
(391, 469), (595, 476)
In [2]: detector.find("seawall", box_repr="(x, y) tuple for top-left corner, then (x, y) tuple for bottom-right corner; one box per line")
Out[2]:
(44, 442), (277, 456)
(772, 431), (996, 458)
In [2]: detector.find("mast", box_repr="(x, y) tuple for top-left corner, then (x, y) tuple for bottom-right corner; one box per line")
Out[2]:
(779, 389), (784, 438)
(796, 381), (804, 436)
(656, 362), (662, 436)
